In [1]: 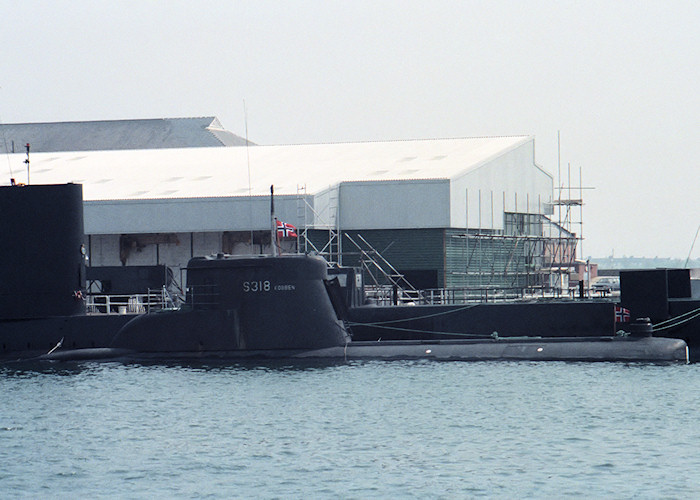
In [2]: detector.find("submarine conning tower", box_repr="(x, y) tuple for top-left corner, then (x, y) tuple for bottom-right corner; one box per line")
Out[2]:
(183, 253), (350, 351)
(0, 183), (86, 320)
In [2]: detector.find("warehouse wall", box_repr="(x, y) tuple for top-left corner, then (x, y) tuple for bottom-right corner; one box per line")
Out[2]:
(450, 139), (553, 230)
(80, 139), (554, 293)
(337, 179), (450, 230)
(84, 195), (308, 234)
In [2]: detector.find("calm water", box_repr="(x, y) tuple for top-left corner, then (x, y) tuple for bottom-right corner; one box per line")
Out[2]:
(1, 359), (699, 499)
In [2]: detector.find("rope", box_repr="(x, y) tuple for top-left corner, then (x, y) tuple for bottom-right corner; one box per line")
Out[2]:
(653, 307), (700, 332)
(348, 303), (480, 327)
(351, 322), (493, 338)
(653, 306), (700, 328)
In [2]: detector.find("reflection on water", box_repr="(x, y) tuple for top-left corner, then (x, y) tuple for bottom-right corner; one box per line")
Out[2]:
(0, 357), (355, 377)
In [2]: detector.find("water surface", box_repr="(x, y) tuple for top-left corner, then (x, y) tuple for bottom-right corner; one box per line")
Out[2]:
(1, 360), (699, 498)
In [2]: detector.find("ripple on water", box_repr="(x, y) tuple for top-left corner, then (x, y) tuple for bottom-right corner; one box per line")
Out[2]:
(1, 360), (699, 498)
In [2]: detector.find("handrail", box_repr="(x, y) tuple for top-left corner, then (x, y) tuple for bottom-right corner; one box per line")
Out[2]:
(362, 284), (583, 306)
(86, 286), (183, 315)
(86, 283), (224, 315)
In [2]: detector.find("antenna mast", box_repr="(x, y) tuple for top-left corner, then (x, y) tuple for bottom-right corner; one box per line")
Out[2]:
(24, 143), (30, 184)
(685, 224), (700, 268)
(244, 101), (254, 252)
(270, 185), (279, 257)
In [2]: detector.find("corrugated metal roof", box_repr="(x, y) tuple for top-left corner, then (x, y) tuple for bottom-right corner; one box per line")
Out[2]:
(2, 135), (533, 201)
(0, 117), (249, 153)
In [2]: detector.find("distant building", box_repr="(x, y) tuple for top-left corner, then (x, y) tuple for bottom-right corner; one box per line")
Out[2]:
(2, 119), (577, 293)
(0, 117), (249, 153)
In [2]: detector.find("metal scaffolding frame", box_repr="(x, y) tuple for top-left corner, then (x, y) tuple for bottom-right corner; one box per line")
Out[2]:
(457, 217), (579, 293)
(296, 184), (341, 266)
(456, 156), (587, 294)
(296, 161), (587, 298)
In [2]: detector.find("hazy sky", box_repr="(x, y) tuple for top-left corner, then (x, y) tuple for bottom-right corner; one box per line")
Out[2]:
(1, 1), (698, 259)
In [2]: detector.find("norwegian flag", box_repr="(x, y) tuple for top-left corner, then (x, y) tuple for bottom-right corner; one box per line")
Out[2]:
(276, 220), (298, 238)
(615, 305), (631, 323)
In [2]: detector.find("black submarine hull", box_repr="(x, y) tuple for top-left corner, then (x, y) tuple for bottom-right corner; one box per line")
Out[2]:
(309, 337), (688, 363)
(0, 253), (352, 360)
(618, 268), (700, 357)
(332, 266), (699, 360)
(34, 336), (688, 363)
(347, 300), (617, 341)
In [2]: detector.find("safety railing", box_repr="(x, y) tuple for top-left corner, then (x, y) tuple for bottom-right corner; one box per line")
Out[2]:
(86, 286), (180, 315)
(363, 285), (578, 306)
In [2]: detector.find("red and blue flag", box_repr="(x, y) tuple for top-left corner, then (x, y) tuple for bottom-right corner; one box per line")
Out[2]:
(276, 220), (298, 238)
(614, 305), (630, 323)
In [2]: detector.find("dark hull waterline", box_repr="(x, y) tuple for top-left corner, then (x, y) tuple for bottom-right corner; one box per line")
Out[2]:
(18, 336), (687, 364)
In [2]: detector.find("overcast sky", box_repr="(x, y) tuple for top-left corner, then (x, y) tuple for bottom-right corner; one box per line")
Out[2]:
(1, 1), (698, 259)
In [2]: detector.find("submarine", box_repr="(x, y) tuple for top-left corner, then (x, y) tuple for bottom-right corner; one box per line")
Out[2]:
(0, 183), (689, 363)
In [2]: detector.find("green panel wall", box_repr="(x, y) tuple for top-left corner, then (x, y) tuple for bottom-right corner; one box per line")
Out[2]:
(306, 228), (447, 288)
(305, 227), (543, 291)
(444, 229), (534, 289)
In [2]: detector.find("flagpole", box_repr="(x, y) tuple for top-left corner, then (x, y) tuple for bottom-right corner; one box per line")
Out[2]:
(270, 185), (279, 256)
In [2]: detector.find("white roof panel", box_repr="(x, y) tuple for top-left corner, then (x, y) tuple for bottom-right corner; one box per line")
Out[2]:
(2, 136), (532, 201)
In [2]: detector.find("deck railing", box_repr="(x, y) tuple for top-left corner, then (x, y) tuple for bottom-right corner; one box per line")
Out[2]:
(363, 284), (592, 306)
(86, 286), (180, 315)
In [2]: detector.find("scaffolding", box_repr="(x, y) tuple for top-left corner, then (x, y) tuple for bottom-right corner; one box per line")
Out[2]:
(296, 158), (588, 299)
(454, 159), (588, 295)
(454, 216), (578, 294)
(296, 184), (341, 266)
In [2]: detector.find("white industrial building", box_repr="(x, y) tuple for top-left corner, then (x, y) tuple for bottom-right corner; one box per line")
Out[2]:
(2, 119), (575, 291)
